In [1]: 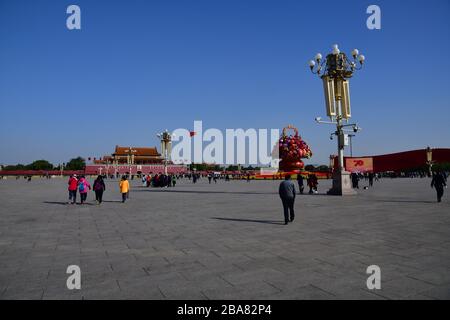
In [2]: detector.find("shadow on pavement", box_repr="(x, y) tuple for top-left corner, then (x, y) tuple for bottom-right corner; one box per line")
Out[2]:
(297, 193), (330, 197)
(135, 189), (275, 195)
(43, 201), (96, 206)
(377, 199), (437, 204)
(212, 217), (285, 225)
(43, 201), (68, 205)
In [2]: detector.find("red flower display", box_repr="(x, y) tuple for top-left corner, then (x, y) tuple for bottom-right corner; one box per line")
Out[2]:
(279, 125), (312, 172)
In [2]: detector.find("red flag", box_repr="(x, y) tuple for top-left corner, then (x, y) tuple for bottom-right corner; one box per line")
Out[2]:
(190, 131), (196, 137)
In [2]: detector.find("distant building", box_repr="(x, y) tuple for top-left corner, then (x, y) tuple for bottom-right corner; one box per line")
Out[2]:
(94, 145), (163, 165)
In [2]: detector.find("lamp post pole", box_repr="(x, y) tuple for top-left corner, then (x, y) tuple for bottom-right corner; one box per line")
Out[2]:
(128, 147), (131, 178)
(337, 101), (344, 171)
(157, 130), (175, 175)
(329, 155), (335, 179)
(114, 157), (117, 179)
(348, 134), (355, 157)
(426, 146), (433, 177)
(309, 44), (365, 195)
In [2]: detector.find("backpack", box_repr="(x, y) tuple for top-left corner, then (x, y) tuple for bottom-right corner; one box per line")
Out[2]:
(79, 181), (85, 192)
(93, 180), (99, 189)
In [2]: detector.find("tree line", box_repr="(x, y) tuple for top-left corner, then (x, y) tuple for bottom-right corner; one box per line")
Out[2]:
(1, 157), (86, 171)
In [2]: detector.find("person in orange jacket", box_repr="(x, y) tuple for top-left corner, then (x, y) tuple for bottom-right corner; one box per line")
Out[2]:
(119, 176), (130, 203)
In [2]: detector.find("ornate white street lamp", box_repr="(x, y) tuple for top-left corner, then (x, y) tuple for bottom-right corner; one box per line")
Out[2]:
(309, 44), (365, 195)
(157, 130), (175, 175)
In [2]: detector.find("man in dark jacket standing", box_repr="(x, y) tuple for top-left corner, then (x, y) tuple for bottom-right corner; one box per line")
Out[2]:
(431, 171), (447, 202)
(279, 175), (296, 225)
(297, 173), (304, 194)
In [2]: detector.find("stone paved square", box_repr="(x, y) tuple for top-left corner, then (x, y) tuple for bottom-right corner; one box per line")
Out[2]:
(0, 177), (449, 300)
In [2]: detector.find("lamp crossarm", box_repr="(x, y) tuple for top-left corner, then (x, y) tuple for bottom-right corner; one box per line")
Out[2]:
(341, 123), (358, 128)
(316, 119), (338, 125)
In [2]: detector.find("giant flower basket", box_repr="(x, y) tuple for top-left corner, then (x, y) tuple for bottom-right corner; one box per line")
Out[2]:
(278, 125), (313, 172)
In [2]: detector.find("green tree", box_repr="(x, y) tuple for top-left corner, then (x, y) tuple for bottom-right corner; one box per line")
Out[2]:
(433, 162), (450, 172)
(2, 164), (26, 171)
(26, 160), (54, 170)
(65, 157), (86, 170)
(317, 165), (330, 172)
(305, 165), (316, 171)
(191, 163), (207, 171)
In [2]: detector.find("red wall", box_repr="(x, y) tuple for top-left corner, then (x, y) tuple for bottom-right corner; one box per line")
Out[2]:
(339, 148), (450, 173)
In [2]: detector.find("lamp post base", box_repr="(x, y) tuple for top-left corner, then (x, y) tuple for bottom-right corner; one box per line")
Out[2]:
(327, 170), (357, 196)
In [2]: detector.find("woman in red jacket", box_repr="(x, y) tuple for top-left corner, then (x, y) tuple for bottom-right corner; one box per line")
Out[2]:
(67, 174), (78, 204)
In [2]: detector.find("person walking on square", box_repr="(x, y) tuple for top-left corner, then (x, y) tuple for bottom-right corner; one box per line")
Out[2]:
(119, 176), (130, 203)
(78, 176), (91, 204)
(297, 173), (304, 194)
(165, 175), (170, 188)
(172, 175), (176, 187)
(67, 174), (78, 204)
(351, 172), (359, 189)
(431, 171), (447, 202)
(153, 174), (159, 187)
(368, 172), (374, 187)
(279, 175), (296, 225)
(312, 174), (318, 193)
(307, 173), (318, 194)
(165, 174), (170, 188)
(93, 175), (106, 204)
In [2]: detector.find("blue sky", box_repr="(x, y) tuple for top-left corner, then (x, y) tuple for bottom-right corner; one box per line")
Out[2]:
(0, 0), (449, 165)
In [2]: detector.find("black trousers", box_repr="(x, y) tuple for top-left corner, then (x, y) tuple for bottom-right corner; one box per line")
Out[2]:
(298, 183), (304, 194)
(281, 197), (295, 223)
(69, 190), (77, 203)
(95, 190), (104, 203)
(80, 193), (87, 203)
(122, 193), (127, 203)
(436, 186), (444, 202)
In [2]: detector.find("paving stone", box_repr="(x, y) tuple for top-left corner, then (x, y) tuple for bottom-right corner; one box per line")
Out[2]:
(0, 177), (449, 299)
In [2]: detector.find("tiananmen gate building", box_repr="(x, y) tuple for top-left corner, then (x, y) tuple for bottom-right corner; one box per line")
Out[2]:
(94, 145), (163, 165)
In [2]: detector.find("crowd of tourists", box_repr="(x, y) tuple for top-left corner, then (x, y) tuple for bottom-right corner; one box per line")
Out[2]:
(141, 173), (177, 188)
(47, 168), (449, 210)
(350, 172), (379, 189)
